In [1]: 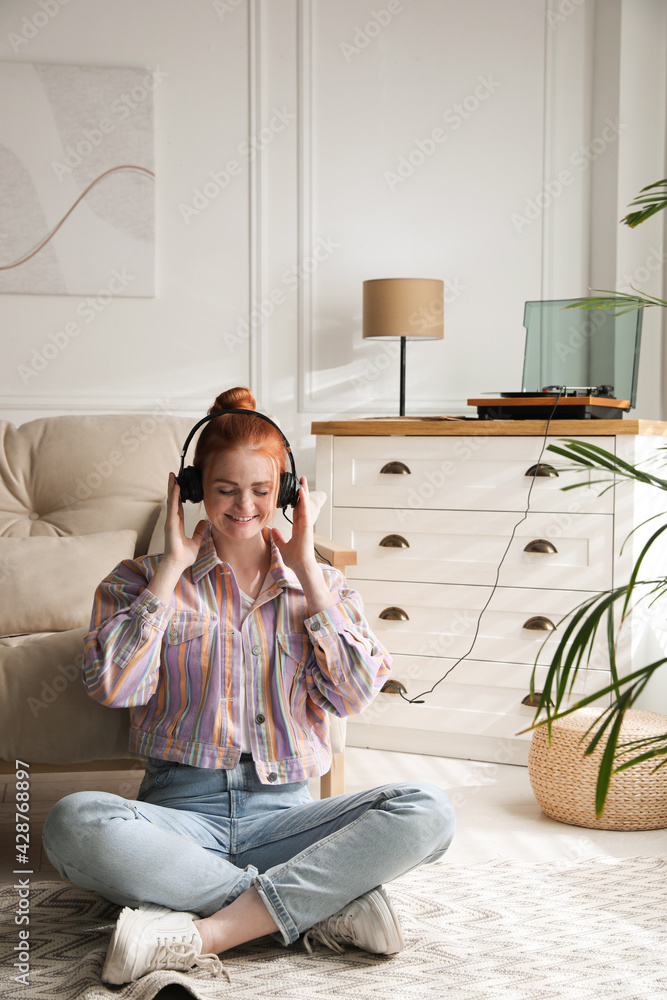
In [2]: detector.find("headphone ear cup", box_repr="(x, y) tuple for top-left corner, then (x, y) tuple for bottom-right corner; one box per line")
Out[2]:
(177, 466), (204, 504)
(277, 472), (300, 509)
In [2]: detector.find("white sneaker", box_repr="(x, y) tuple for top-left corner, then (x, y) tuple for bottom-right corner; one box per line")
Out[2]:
(101, 902), (227, 984)
(302, 887), (405, 956)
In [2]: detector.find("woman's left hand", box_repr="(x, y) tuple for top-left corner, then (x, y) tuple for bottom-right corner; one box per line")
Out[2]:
(273, 477), (338, 615)
(272, 476), (319, 576)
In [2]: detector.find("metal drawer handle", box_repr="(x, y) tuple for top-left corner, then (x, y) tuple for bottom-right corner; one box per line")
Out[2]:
(380, 461), (411, 475)
(379, 607), (410, 621)
(523, 616), (557, 631)
(381, 679), (408, 695)
(379, 534), (410, 549)
(522, 692), (553, 708)
(524, 539), (558, 554)
(525, 463), (559, 478)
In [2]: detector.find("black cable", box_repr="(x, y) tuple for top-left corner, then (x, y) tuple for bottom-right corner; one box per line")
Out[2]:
(279, 508), (332, 565)
(398, 390), (564, 705)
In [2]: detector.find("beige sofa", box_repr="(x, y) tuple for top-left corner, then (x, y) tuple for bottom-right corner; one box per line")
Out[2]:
(0, 412), (350, 796)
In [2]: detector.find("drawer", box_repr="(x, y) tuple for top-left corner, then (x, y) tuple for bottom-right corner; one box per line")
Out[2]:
(355, 655), (611, 740)
(334, 507), (613, 591)
(333, 436), (614, 514)
(356, 580), (610, 667)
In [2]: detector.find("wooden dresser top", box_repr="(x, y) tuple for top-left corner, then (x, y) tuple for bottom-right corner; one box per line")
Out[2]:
(311, 418), (667, 437)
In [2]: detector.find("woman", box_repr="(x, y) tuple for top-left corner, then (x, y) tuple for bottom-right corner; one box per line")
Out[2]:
(43, 387), (456, 984)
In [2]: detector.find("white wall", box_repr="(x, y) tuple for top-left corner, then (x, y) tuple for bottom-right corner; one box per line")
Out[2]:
(0, 0), (665, 479)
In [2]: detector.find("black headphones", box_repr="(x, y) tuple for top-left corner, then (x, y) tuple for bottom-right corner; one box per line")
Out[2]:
(175, 409), (300, 510)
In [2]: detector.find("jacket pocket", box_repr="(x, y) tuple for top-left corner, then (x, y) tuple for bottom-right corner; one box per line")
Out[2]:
(164, 612), (217, 645)
(160, 613), (219, 722)
(276, 632), (310, 665)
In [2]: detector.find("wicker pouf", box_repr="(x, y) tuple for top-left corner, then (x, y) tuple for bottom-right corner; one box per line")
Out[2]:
(528, 707), (667, 831)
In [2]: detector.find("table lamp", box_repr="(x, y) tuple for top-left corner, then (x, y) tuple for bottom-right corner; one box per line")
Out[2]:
(363, 278), (444, 416)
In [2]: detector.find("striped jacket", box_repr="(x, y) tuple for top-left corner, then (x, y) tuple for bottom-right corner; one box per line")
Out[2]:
(83, 525), (392, 784)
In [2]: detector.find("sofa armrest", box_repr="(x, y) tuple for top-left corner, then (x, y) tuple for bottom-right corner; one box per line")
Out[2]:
(313, 534), (357, 573)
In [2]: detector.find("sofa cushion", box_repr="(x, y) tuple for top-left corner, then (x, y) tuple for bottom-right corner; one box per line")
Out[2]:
(0, 413), (195, 554)
(0, 529), (137, 636)
(0, 629), (132, 764)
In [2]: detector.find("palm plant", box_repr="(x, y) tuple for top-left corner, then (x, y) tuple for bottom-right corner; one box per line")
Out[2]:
(565, 179), (667, 317)
(526, 440), (667, 814)
(525, 178), (667, 815)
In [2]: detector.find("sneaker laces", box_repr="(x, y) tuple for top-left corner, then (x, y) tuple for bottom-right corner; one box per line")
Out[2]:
(159, 937), (228, 979)
(303, 913), (353, 955)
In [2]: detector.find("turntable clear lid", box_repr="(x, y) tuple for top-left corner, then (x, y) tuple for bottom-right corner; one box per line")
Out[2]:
(522, 299), (643, 409)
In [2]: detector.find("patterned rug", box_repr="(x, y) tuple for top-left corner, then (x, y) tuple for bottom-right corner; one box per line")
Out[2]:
(1, 856), (666, 1000)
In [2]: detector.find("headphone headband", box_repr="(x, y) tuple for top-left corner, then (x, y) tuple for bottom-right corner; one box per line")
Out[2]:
(176, 408), (299, 509)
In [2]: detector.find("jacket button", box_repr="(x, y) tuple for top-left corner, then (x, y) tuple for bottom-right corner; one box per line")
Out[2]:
(251, 645), (262, 655)
(310, 622), (321, 631)
(255, 714), (265, 725)
(268, 772), (278, 782)
(146, 603), (158, 613)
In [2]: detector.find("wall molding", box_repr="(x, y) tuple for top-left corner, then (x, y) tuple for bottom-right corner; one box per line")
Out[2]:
(0, 395), (209, 415)
(248, 0), (266, 401)
(540, 0), (597, 299)
(296, 0), (314, 411)
(540, 0), (556, 301)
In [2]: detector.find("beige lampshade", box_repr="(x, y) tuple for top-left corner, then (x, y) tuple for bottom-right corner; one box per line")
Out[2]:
(363, 278), (444, 340)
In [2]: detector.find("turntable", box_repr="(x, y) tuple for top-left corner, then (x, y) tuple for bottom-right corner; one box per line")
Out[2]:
(468, 298), (643, 420)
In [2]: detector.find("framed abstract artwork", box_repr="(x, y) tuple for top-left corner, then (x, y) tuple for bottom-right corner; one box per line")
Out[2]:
(0, 62), (155, 297)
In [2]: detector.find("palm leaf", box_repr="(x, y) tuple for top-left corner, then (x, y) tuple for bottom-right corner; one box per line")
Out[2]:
(564, 291), (664, 315)
(621, 178), (667, 227)
(594, 692), (633, 814)
(622, 523), (667, 618)
(546, 440), (667, 491)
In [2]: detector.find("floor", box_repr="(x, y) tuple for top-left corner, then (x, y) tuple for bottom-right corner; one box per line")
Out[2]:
(2, 746), (665, 998)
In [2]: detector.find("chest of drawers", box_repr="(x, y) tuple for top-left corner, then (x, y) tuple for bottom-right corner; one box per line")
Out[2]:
(313, 418), (667, 765)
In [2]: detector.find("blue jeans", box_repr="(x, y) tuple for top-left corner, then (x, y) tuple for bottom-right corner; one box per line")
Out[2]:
(42, 757), (455, 946)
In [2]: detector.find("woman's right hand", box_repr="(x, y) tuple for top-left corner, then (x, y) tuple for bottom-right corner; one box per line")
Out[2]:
(162, 472), (208, 572)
